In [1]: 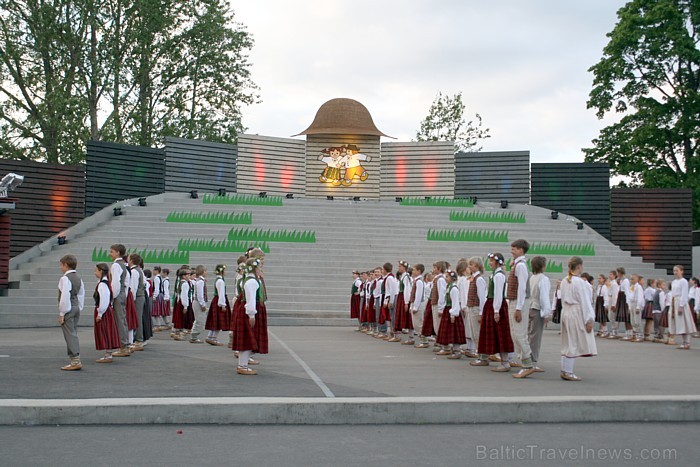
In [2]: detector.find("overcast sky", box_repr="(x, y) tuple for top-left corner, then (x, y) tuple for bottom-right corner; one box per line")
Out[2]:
(230, 0), (628, 162)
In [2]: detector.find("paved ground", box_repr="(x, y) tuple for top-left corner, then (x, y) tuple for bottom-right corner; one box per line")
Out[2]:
(0, 423), (695, 466)
(0, 326), (698, 399)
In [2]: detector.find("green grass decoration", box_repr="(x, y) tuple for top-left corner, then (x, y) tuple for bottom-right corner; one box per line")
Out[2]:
(427, 229), (509, 243)
(166, 211), (252, 224)
(529, 242), (595, 256)
(178, 239), (270, 253)
(91, 247), (189, 264)
(202, 193), (283, 206)
(449, 210), (525, 223)
(228, 227), (316, 243)
(400, 197), (474, 208)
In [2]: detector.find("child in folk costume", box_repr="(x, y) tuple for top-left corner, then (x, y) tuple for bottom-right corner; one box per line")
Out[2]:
(456, 259), (475, 356)
(465, 257), (487, 359)
(689, 278), (700, 335)
(594, 274), (609, 336)
(613, 267), (631, 340)
(656, 280), (669, 343)
(642, 278), (656, 341)
(57, 254), (85, 371)
(430, 262), (448, 352)
(470, 253), (514, 371)
(206, 264), (231, 346)
(93, 263), (120, 363)
(189, 265), (209, 344)
(379, 262), (399, 341)
(227, 256), (247, 348)
(371, 268), (384, 338)
(358, 271), (368, 331)
(151, 266), (164, 331)
(360, 271), (374, 334)
(172, 268), (192, 341)
(409, 264), (427, 347)
(669, 265), (697, 349)
(506, 239), (536, 378)
(170, 265), (187, 338)
(627, 274), (645, 342)
(161, 268), (172, 329)
(350, 270), (362, 329)
(559, 256), (597, 382)
(420, 272), (435, 342)
(551, 280), (562, 325)
(109, 245), (131, 357)
(527, 256), (551, 374)
(231, 258), (269, 375)
(436, 269), (467, 359)
(141, 266), (153, 344)
(604, 271), (619, 338)
(394, 261), (413, 343)
(123, 256), (138, 348)
(128, 254), (147, 351)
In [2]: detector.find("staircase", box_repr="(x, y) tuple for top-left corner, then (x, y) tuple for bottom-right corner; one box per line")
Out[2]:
(0, 193), (669, 327)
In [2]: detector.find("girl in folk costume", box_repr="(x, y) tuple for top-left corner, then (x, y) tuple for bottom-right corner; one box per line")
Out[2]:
(227, 256), (247, 349)
(527, 256), (551, 374)
(93, 263), (121, 363)
(656, 280), (669, 343)
(408, 264), (427, 347)
(430, 261), (448, 352)
(420, 272), (435, 344)
(350, 270), (362, 329)
(470, 253), (514, 371)
(151, 266), (164, 331)
(170, 265), (188, 337)
(627, 274), (645, 342)
(465, 257), (487, 359)
(614, 267), (632, 341)
(669, 265), (697, 350)
(394, 261), (413, 343)
(642, 278), (656, 341)
(232, 258), (269, 375)
(358, 271), (369, 332)
(594, 274), (609, 336)
(456, 259), (474, 356)
(551, 280), (562, 325)
(172, 268), (191, 340)
(371, 267), (384, 338)
(141, 267), (154, 344)
(123, 256), (138, 347)
(205, 264), (231, 346)
(161, 268), (172, 329)
(359, 271), (372, 333)
(559, 256), (597, 382)
(436, 269), (467, 359)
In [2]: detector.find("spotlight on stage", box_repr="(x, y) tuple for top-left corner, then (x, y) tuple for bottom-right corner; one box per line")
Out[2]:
(57, 235), (66, 246)
(327, 196), (334, 201)
(259, 191), (267, 198)
(424, 196), (431, 201)
(551, 211), (559, 220)
(352, 196), (360, 202)
(189, 190), (198, 199)
(472, 196), (477, 204)
(285, 193), (294, 199)
(218, 188), (227, 197)
(0, 172), (24, 198)
(395, 197), (403, 202)
(500, 200), (508, 209)
(113, 207), (123, 216)
(576, 222), (584, 230)
(138, 197), (147, 207)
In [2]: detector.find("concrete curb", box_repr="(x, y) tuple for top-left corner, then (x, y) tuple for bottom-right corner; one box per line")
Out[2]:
(2, 396), (699, 426)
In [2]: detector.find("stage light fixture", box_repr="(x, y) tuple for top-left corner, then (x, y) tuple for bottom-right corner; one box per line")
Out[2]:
(500, 200), (508, 209)
(551, 211), (559, 220)
(576, 222), (584, 230)
(189, 190), (198, 199)
(0, 172), (24, 198)
(395, 197), (403, 202)
(471, 196), (478, 204)
(113, 207), (122, 216)
(286, 193), (294, 199)
(259, 191), (267, 198)
(327, 196), (334, 201)
(218, 188), (227, 196)
(424, 196), (431, 201)
(352, 196), (360, 201)
(138, 197), (147, 207)
(57, 235), (66, 246)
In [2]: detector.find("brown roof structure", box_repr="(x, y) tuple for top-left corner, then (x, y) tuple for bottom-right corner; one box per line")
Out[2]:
(295, 98), (393, 138)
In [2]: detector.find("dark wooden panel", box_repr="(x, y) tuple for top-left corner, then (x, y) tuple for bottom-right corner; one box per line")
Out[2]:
(531, 163), (611, 239)
(164, 137), (237, 193)
(85, 141), (165, 216)
(610, 188), (693, 275)
(0, 214), (9, 287)
(0, 160), (86, 257)
(454, 151), (530, 203)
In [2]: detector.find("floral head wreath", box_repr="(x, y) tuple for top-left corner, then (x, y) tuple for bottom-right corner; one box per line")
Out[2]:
(244, 259), (261, 274)
(446, 269), (457, 280)
(215, 264), (227, 275)
(399, 260), (409, 269)
(487, 253), (504, 265)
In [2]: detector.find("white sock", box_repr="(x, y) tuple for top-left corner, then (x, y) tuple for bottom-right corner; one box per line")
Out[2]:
(238, 350), (252, 368)
(128, 330), (134, 344)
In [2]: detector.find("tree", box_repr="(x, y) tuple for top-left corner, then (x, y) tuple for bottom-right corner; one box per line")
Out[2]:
(584, 0), (700, 226)
(415, 92), (490, 153)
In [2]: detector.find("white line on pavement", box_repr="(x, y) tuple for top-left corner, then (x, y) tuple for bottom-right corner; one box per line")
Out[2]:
(269, 331), (335, 398)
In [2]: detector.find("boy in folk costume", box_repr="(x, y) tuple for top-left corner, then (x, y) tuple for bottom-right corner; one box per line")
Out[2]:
(379, 262), (399, 342)
(559, 257), (597, 381)
(394, 261), (413, 343)
(436, 269), (467, 359)
(231, 258), (269, 375)
(190, 265), (209, 344)
(594, 274), (609, 336)
(109, 244), (131, 357)
(140, 262), (153, 344)
(128, 254), (147, 351)
(669, 265), (697, 349)
(642, 278), (657, 341)
(93, 263), (121, 363)
(358, 271), (368, 331)
(206, 264), (230, 346)
(408, 264), (426, 347)
(613, 267), (632, 340)
(627, 274), (645, 342)
(420, 272), (435, 343)
(57, 254), (85, 371)
(430, 261), (448, 352)
(122, 257), (139, 348)
(605, 270), (619, 338)
(340, 144), (370, 186)
(655, 280), (668, 343)
(371, 267), (385, 338)
(527, 256), (551, 374)
(465, 257), (487, 359)
(151, 266), (163, 331)
(506, 239), (536, 379)
(350, 270), (362, 329)
(470, 253), (513, 370)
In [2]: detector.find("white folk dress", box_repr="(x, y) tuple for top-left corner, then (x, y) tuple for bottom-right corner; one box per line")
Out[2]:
(560, 275), (598, 358)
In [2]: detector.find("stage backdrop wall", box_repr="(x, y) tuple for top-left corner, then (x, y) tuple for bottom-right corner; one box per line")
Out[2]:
(164, 137), (237, 193)
(531, 162), (611, 239)
(454, 151), (530, 204)
(611, 188), (693, 275)
(0, 160), (85, 257)
(236, 134), (306, 196)
(380, 141), (454, 199)
(86, 141), (165, 216)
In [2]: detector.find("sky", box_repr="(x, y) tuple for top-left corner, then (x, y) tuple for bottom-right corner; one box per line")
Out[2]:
(230, 0), (628, 163)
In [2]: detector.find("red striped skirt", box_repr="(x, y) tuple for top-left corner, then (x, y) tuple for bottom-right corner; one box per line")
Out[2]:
(172, 300), (184, 329)
(615, 292), (630, 323)
(350, 294), (361, 319)
(94, 306), (121, 351)
(422, 301), (435, 336)
(436, 310), (466, 345)
(659, 307), (669, 328)
(206, 297), (231, 331)
(152, 295), (164, 317)
(126, 292), (138, 331)
(163, 300), (171, 317)
(478, 298), (514, 355)
(641, 301), (654, 320)
(183, 304), (195, 330)
(594, 296), (608, 323)
(231, 301), (269, 354)
(393, 294), (413, 332)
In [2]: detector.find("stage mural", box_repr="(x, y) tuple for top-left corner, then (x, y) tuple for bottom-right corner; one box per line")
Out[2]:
(317, 144), (371, 187)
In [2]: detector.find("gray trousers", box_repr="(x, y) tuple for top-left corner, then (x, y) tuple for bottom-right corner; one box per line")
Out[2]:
(134, 295), (146, 342)
(113, 293), (129, 347)
(374, 299), (382, 329)
(191, 301), (207, 339)
(528, 308), (545, 363)
(61, 308), (80, 358)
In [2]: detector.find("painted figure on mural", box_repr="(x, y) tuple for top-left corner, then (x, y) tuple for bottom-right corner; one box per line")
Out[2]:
(318, 145), (371, 187)
(339, 144), (370, 186)
(318, 147), (344, 186)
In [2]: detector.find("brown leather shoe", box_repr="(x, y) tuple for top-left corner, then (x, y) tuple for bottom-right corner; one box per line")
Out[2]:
(95, 357), (113, 363)
(401, 340), (415, 345)
(560, 372), (582, 381)
(446, 353), (462, 359)
(512, 368), (536, 379)
(189, 339), (204, 344)
(487, 355), (502, 362)
(387, 337), (401, 342)
(509, 362), (523, 368)
(248, 358), (260, 365)
(533, 366), (545, 373)
(436, 349), (451, 355)
(469, 359), (489, 366)
(112, 348), (131, 357)
(490, 365), (511, 372)
(414, 343), (430, 348)
(237, 366), (257, 375)
(464, 351), (479, 358)
(61, 361), (82, 371)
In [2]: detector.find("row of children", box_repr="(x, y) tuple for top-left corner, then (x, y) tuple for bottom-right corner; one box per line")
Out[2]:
(57, 245), (270, 376)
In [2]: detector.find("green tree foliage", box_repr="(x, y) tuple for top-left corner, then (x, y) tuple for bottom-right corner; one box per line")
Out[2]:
(415, 91), (490, 153)
(584, 0), (700, 226)
(0, 0), (258, 163)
